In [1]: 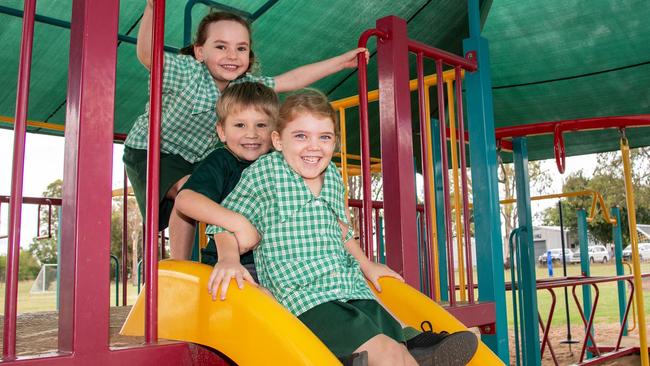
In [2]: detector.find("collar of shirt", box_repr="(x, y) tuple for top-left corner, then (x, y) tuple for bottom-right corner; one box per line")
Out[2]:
(273, 152), (348, 224)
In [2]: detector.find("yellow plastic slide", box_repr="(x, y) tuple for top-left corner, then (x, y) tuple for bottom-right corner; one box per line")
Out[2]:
(370, 277), (504, 365)
(121, 260), (503, 365)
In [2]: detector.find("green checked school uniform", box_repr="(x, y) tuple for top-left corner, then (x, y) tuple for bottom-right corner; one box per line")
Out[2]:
(123, 52), (274, 229)
(206, 152), (404, 356)
(180, 147), (257, 274)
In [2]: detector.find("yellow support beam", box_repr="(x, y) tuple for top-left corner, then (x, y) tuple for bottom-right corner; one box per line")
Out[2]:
(620, 137), (648, 366)
(0, 115), (65, 132)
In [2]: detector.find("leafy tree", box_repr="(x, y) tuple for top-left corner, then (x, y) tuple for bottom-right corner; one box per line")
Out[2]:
(499, 160), (552, 262)
(541, 147), (650, 247)
(28, 179), (62, 264)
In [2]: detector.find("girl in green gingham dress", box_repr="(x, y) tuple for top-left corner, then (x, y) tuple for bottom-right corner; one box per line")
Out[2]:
(206, 90), (420, 365)
(123, 0), (368, 261)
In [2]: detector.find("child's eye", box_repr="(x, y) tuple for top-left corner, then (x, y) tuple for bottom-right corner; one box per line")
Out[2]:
(320, 135), (333, 141)
(237, 46), (249, 52)
(294, 133), (306, 140)
(233, 123), (245, 128)
(256, 122), (268, 129)
(215, 45), (226, 50)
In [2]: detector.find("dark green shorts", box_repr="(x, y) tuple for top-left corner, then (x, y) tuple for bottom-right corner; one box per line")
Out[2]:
(123, 146), (196, 230)
(298, 299), (405, 357)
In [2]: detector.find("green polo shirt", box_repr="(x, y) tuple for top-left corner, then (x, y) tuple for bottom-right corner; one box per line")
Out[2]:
(125, 52), (275, 163)
(206, 152), (375, 316)
(181, 147), (256, 265)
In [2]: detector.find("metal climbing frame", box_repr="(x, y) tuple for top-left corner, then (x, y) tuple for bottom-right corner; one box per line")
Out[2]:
(355, 13), (504, 344)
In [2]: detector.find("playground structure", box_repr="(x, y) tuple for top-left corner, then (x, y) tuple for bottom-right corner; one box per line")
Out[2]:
(2, 0), (650, 365)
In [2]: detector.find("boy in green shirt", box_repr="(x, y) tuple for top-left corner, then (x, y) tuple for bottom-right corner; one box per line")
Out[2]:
(175, 81), (277, 280)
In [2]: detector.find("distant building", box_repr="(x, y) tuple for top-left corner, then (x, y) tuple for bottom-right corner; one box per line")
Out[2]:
(533, 226), (571, 260)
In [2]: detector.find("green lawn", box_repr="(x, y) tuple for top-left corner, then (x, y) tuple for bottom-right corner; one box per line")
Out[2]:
(0, 280), (142, 315)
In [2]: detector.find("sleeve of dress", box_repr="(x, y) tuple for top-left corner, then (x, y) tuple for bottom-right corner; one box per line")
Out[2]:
(162, 52), (193, 93)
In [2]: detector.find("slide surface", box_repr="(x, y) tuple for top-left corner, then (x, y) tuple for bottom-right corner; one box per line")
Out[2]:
(370, 277), (504, 365)
(121, 260), (503, 365)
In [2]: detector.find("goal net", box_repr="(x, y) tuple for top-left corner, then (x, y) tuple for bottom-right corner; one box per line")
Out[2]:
(29, 263), (58, 294)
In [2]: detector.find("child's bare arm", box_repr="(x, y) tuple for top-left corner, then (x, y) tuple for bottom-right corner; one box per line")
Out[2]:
(136, 0), (154, 69)
(340, 209), (403, 291)
(273, 48), (368, 93)
(207, 232), (257, 300)
(176, 189), (251, 234)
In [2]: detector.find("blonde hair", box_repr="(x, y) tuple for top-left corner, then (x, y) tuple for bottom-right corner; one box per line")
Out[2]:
(278, 89), (338, 140)
(216, 82), (279, 127)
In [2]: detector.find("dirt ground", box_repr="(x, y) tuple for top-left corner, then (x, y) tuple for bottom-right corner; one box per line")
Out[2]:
(0, 306), (646, 365)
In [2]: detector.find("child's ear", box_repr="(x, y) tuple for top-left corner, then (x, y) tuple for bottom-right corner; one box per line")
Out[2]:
(271, 131), (282, 151)
(194, 44), (204, 62)
(216, 122), (227, 143)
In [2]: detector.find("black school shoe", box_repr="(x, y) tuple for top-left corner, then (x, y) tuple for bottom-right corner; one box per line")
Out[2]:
(407, 321), (478, 366)
(337, 350), (368, 366)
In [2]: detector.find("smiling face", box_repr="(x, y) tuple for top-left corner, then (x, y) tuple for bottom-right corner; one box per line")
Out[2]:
(271, 112), (336, 193)
(194, 20), (251, 91)
(217, 108), (273, 162)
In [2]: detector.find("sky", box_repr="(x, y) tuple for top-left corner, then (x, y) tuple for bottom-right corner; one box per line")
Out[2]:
(0, 128), (598, 254)
(0, 130), (125, 254)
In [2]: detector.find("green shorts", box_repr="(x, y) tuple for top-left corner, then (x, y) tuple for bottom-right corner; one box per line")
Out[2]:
(123, 146), (196, 231)
(298, 299), (405, 357)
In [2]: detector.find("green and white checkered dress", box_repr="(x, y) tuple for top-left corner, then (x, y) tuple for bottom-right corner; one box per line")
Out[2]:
(125, 53), (275, 163)
(206, 152), (375, 316)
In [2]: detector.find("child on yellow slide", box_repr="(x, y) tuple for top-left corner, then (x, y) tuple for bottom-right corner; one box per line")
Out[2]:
(205, 89), (478, 366)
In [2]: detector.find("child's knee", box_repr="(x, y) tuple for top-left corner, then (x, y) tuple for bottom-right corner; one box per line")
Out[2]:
(357, 334), (404, 365)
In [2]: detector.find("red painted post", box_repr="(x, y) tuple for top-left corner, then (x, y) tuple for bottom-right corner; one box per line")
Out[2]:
(455, 66), (475, 303)
(58, 0), (118, 354)
(356, 29), (385, 259)
(4, 0), (36, 358)
(375, 16), (420, 287)
(145, 0), (166, 343)
(122, 168), (129, 306)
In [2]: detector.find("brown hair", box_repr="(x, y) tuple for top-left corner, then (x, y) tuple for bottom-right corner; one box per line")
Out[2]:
(216, 82), (279, 127)
(180, 10), (256, 73)
(277, 89), (339, 141)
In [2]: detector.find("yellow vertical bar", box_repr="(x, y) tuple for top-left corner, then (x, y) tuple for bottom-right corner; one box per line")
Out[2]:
(446, 80), (466, 302)
(620, 138), (649, 366)
(339, 108), (349, 198)
(424, 86), (441, 301)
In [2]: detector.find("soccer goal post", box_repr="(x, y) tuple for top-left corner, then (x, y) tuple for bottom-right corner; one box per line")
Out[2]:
(29, 263), (58, 294)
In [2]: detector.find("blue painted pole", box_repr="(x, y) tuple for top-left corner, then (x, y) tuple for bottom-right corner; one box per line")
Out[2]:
(431, 119), (449, 301)
(611, 207), (628, 335)
(546, 250), (553, 277)
(577, 209), (593, 358)
(463, 0), (509, 360)
(513, 137), (541, 366)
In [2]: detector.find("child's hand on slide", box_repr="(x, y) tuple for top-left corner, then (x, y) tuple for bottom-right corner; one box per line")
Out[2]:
(207, 259), (257, 301)
(361, 262), (404, 292)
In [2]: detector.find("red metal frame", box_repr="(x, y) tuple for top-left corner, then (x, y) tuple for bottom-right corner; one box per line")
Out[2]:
(454, 67), (475, 303)
(144, 0), (166, 343)
(4, 0), (36, 359)
(530, 275), (648, 366)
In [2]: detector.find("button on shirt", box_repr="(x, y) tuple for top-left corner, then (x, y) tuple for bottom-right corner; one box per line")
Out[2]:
(206, 152), (375, 316)
(125, 53), (275, 163)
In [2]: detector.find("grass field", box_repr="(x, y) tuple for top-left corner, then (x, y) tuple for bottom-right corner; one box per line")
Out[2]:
(0, 280), (142, 315)
(2, 262), (649, 331)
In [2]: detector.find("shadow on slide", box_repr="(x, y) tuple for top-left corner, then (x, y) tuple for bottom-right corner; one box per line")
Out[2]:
(121, 260), (504, 365)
